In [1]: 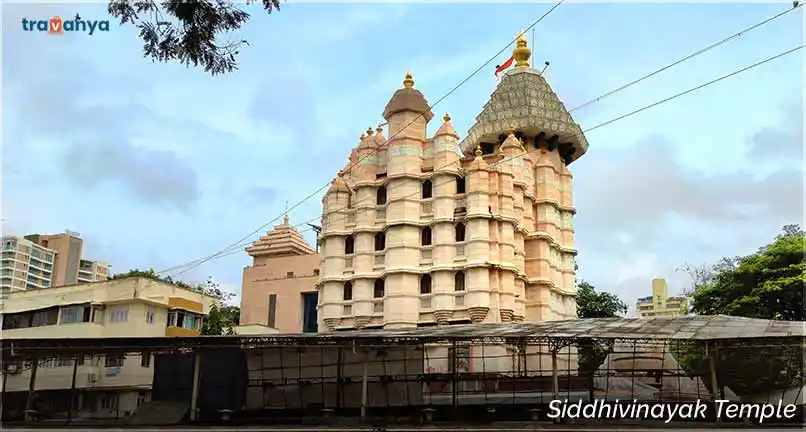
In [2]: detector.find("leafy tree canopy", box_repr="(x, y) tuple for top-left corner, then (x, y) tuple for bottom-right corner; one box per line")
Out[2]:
(686, 224), (804, 321)
(108, 0), (281, 75)
(112, 268), (240, 335)
(575, 280), (628, 389)
(676, 225), (804, 396)
(576, 280), (628, 319)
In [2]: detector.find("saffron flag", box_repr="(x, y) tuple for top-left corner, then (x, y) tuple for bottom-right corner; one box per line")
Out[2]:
(495, 56), (514, 77)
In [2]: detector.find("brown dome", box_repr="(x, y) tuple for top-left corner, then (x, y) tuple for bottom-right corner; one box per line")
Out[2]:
(382, 72), (434, 122)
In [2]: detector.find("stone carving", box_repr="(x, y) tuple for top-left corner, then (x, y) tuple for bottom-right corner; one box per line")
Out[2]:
(511, 314), (525, 323)
(500, 309), (514, 322)
(323, 318), (340, 331)
(353, 316), (371, 329)
(433, 310), (454, 325)
(468, 306), (489, 323)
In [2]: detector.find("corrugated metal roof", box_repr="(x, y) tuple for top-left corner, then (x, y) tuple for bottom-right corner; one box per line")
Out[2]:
(306, 315), (804, 341)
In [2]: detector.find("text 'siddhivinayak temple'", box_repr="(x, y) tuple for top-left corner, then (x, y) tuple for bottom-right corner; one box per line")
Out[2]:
(240, 32), (589, 336)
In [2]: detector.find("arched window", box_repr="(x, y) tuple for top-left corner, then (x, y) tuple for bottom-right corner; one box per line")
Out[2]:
(373, 279), (385, 298)
(344, 236), (354, 254)
(343, 282), (353, 300)
(421, 227), (432, 246)
(456, 176), (466, 194)
(420, 274), (432, 294)
(455, 223), (466, 242)
(374, 232), (386, 251)
(422, 180), (433, 199)
(376, 186), (387, 205)
(454, 272), (465, 291)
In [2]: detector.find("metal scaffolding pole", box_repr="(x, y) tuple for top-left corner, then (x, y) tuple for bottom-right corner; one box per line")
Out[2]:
(189, 350), (202, 421)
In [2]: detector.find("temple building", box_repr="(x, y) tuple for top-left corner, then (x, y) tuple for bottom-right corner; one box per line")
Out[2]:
(317, 33), (588, 333)
(240, 214), (320, 333)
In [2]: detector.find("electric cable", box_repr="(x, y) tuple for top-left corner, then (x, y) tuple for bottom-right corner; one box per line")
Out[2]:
(155, 0), (568, 277)
(568, 3), (802, 113)
(166, 43), (805, 277)
(166, 44), (802, 278)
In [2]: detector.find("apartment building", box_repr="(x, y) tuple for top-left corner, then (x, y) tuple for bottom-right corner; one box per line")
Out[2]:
(0, 277), (217, 420)
(1, 231), (109, 293)
(240, 214), (320, 333)
(636, 278), (689, 317)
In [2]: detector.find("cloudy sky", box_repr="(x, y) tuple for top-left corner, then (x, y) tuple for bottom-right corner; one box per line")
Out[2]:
(2, 1), (802, 313)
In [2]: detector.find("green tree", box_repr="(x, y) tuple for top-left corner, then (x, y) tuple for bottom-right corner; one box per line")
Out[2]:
(107, 0), (282, 75)
(112, 269), (240, 335)
(575, 281), (628, 398)
(675, 225), (804, 396)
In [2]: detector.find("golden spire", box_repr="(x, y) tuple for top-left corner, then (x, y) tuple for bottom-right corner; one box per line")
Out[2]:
(475, 145), (483, 158)
(443, 113), (451, 122)
(513, 29), (531, 68)
(366, 126), (374, 136)
(403, 70), (414, 89)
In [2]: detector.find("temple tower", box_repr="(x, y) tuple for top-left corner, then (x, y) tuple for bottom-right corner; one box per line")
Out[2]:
(317, 31), (588, 332)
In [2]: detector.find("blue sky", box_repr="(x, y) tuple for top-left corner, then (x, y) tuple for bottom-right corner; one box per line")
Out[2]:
(2, 2), (803, 312)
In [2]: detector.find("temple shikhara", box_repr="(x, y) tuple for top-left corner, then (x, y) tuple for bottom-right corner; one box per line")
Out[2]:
(317, 32), (589, 332)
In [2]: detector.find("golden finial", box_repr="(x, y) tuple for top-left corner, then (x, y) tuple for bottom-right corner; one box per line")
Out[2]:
(367, 126), (374, 136)
(403, 70), (414, 89)
(475, 146), (483, 158)
(513, 29), (531, 68)
(443, 113), (451, 123)
(376, 123), (383, 133)
(283, 201), (289, 225)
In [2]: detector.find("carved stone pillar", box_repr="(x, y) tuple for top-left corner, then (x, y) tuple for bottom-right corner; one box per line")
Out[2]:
(353, 316), (371, 329)
(323, 318), (340, 331)
(433, 310), (453, 325)
(468, 306), (489, 323)
(500, 309), (514, 323)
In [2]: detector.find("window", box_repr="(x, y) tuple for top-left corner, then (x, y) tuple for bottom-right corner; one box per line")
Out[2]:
(421, 227), (432, 246)
(376, 186), (387, 205)
(455, 223), (466, 242)
(60, 306), (84, 324)
(455, 272), (465, 291)
(145, 307), (155, 324)
(140, 352), (151, 368)
(347, 193), (353, 209)
(302, 292), (318, 333)
(345, 236), (355, 254)
(267, 294), (277, 328)
(100, 393), (120, 411)
(456, 176), (466, 194)
(374, 232), (386, 251)
(313, 269), (320, 276)
(105, 354), (124, 368)
(286, 271), (294, 278)
(109, 306), (129, 323)
(422, 180), (433, 199)
(373, 279), (385, 298)
(420, 274), (432, 294)
(343, 282), (353, 301)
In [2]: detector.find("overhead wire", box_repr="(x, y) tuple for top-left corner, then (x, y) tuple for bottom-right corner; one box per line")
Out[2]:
(568, 2), (802, 113)
(168, 43), (804, 278)
(156, 0), (568, 277)
(163, 5), (801, 278)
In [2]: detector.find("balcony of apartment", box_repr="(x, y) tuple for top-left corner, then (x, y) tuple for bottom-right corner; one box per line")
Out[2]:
(2, 304), (105, 339)
(165, 309), (203, 337)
